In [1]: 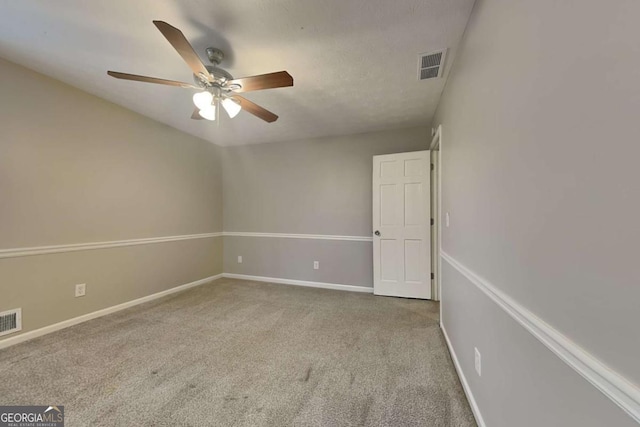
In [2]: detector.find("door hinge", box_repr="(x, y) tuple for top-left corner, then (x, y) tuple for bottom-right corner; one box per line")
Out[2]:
(431, 218), (434, 226)
(431, 163), (434, 171)
(431, 273), (435, 280)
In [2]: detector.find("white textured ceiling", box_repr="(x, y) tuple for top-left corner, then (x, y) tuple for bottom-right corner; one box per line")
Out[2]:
(0, 0), (474, 146)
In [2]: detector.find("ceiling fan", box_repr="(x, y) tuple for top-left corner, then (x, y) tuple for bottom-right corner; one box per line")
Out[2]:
(107, 21), (293, 123)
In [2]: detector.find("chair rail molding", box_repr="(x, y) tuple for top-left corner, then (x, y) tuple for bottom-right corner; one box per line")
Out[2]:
(0, 231), (373, 260)
(222, 231), (373, 242)
(0, 232), (223, 259)
(440, 250), (640, 424)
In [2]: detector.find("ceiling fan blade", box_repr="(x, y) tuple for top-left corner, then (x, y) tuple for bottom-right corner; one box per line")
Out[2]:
(107, 71), (197, 89)
(191, 108), (204, 120)
(152, 20), (211, 82)
(227, 71), (293, 93)
(232, 96), (278, 123)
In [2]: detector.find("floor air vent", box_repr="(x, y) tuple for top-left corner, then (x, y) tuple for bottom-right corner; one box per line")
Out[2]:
(0, 308), (21, 337)
(418, 49), (447, 80)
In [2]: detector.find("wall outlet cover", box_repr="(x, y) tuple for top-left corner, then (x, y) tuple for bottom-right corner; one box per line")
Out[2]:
(75, 283), (86, 297)
(237, 256), (243, 263)
(313, 261), (319, 270)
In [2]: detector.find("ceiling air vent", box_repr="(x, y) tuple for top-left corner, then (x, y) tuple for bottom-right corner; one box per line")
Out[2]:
(418, 49), (447, 80)
(0, 308), (21, 337)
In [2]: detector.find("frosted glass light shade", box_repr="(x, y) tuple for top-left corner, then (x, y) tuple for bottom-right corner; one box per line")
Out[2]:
(193, 91), (213, 110)
(222, 97), (242, 118)
(198, 105), (216, 120)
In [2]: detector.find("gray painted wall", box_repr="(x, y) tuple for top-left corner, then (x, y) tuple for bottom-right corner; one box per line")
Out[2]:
(224, 238), (372, 287)
(442, 263), (636, 427)
(222, 127), (429, 286)
(434, 0), (640, 425)
(0, 58), (223, 339)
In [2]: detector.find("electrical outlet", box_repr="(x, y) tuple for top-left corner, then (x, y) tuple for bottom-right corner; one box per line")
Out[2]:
(237, 256), (243, 264)
(475, 347), (481, 376)
(313, 261), (319, 270)
(446, 212), (450, 228)
(75, 284), (86, 297)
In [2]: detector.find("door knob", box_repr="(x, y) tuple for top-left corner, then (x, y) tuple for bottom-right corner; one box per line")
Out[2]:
(374, 230), (381, 236)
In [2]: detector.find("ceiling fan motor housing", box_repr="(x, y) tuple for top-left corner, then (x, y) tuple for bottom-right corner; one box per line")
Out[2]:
(193, 65), (234, 88)
(193, 48), (233, 88)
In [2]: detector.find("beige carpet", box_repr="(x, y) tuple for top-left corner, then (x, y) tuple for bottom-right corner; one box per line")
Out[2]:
(0, 278), (476, 426)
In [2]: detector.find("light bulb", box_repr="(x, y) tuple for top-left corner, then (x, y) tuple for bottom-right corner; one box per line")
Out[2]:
(198, 105), (216, 120)
(193, 91), (213, 110)
(222, 97), (242, 118)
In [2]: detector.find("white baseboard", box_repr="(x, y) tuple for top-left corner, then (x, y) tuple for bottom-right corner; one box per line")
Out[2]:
(222, 273), (373, 293)
(0, 273), (223, 350)
(441, 323), (486, 427)
(0, 273), (370, 350)
(441, 251), (640, 423)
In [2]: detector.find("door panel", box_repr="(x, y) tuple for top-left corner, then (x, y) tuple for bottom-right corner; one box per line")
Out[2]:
(404, 158), (424, 177)
(404, 239), (423, 283)
(404, 182), (423, 226)
(380, 184), (398, 226)
(373, 151), (431, 299)
(380, 161), (399, 179)
(380, 239), (398, 281)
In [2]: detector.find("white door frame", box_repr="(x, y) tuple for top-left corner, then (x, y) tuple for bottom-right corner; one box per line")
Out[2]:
(430, 125), (442, 304)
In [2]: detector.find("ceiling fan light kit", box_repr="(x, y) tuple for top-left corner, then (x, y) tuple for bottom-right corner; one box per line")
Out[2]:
(191, 86), (242, 121)
(198, 105), (216, 121)
(193, 91), (214, 110)
(222, 97), (242, 118)
(107, 20), (293, 124)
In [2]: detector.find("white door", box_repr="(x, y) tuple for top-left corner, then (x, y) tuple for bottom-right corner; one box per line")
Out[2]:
(373, 151), (431, 299)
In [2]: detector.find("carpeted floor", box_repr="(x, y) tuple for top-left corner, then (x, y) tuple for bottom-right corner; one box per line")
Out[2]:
(0, 278), (476, 426)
